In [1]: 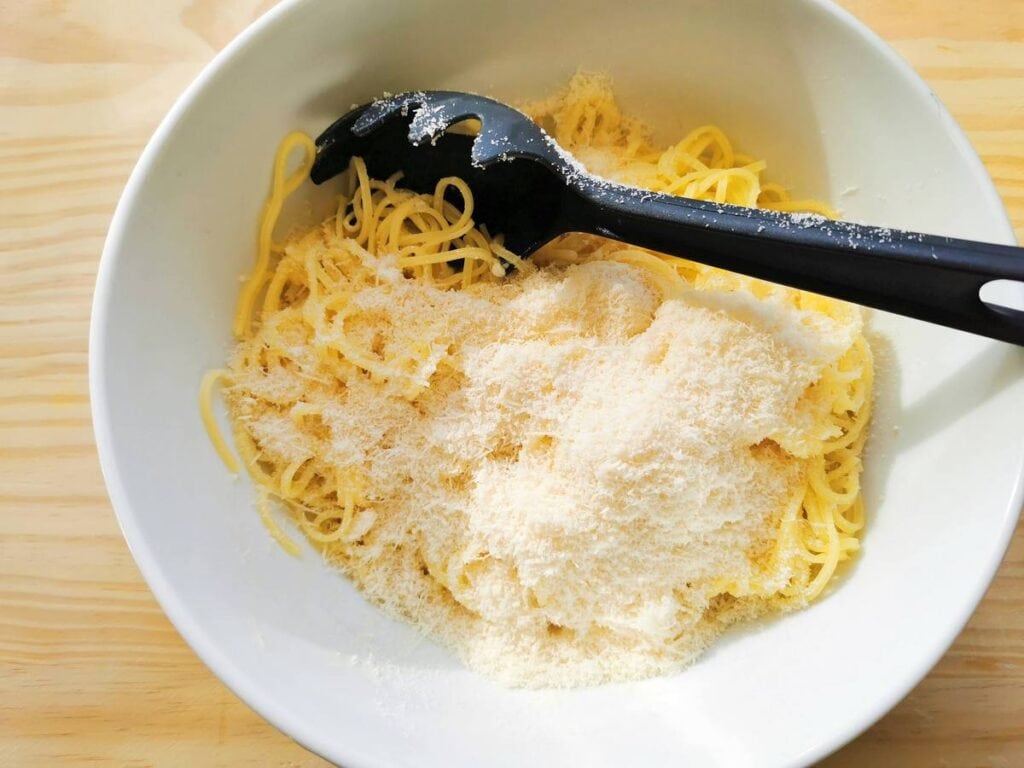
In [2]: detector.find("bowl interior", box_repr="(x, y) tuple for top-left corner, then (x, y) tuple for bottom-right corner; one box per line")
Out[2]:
(93, 0), (1024, 766)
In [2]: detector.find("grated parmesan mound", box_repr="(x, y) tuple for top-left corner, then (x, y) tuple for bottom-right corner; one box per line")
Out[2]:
(228, 240), (858, 687)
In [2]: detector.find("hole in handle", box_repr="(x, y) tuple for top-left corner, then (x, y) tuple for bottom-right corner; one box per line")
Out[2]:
(980, 280), (1024, 312)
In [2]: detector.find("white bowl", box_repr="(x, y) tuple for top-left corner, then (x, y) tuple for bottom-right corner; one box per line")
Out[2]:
(91, 0), (1024, 765)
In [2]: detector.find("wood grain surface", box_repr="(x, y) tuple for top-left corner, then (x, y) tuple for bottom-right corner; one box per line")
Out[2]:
(1, 1), (1021, 765)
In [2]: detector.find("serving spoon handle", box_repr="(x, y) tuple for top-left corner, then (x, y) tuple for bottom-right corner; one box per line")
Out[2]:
(564, 178), (1024, 345)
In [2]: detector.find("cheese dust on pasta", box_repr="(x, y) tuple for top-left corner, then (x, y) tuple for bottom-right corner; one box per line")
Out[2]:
(201, 73), (872, 687)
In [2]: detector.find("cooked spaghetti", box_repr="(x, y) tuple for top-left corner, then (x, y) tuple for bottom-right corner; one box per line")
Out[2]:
(202, 73), (872, 687)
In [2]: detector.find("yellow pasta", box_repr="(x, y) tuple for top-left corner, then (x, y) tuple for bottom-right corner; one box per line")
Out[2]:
(203, 73), (872, 653)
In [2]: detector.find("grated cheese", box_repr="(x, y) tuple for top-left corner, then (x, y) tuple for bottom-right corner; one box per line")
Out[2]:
(229, 252), (854, 686)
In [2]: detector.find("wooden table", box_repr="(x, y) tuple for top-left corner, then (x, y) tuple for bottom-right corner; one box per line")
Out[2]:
(2, 1), (1022, 764)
